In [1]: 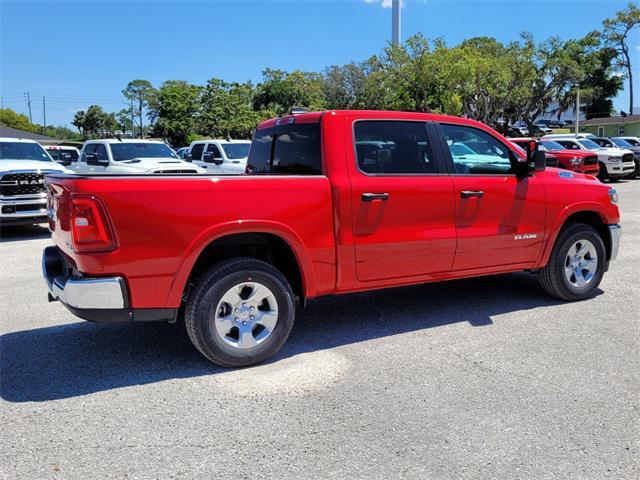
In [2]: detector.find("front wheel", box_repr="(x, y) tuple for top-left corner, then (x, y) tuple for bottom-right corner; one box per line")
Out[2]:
(539, 223), (606, 301)
(597, 163), (608, 182)
(184, 258), (295, 367)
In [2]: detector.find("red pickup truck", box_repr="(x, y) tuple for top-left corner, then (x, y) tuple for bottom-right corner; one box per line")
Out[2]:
(43, 110), (621, 367)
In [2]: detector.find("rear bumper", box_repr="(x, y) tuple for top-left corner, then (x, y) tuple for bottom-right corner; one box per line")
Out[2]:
(42, 246), (177, 323)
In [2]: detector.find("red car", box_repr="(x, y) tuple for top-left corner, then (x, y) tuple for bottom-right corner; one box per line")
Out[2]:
(510, 137), (599, 175)
(43, 111), (621, 367)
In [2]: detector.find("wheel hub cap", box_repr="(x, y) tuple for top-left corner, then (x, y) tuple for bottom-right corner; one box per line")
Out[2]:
(564, 239), (598, 288)
(213, 282), (279, 350)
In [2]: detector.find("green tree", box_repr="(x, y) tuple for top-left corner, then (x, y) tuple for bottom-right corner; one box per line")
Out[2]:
(0, 108), (39, 133)
(603, 3), (640, 114)
(253, 68), (326, 115)
(152, 80), (202, 145)
(72, 110), (87, 139)
(115, 108), (134, 135)
(83, 105), (106, 138)
(323, 62), (367, 109)
(201, 78), (263, 139)
(122, 79), (157, 137)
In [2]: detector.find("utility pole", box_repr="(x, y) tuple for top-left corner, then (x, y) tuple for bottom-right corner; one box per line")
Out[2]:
(392, 0), (401, 45)
(575, 88), (580, 137)
(42, 96), (47, 134)
(24, 91), (32, 123)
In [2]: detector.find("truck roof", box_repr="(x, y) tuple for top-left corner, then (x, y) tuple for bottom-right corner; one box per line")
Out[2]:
(0, 137), (39, 143)
(255, 110), (501, 132)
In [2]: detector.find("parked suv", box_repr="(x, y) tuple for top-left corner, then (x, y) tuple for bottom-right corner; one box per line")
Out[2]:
(0, 138), (71, 225)
(72, 139), (205, 175)
(543, 135), (635, 182)
(187, 139), (251, 174)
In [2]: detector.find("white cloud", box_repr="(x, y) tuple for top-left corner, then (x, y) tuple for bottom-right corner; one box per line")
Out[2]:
(365, 0), (404, 8)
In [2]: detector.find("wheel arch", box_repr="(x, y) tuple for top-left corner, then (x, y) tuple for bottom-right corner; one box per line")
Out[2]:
(539, 207), (613, 267)
(166, 221), (315, 308)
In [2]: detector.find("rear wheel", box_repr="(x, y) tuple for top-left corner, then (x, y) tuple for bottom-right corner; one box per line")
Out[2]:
(185, 258), (295, 367)
(539, 223), (606, 301)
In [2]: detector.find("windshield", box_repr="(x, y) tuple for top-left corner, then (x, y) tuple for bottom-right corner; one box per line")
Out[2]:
(541, 140), (566, 151)
(578, 139), (601, 150)
(0, 141), (52, 161)
(110, 143), (178, 161)
(611, 138), (633, 148)
(221, 143), (251, 159)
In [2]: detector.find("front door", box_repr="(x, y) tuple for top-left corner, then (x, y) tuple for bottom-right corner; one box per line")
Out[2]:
(349, 120), (457, 282)
(436, 122), (546, 271)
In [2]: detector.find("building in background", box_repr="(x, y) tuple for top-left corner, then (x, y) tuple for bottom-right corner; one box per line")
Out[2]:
(579, 115), (640, 137)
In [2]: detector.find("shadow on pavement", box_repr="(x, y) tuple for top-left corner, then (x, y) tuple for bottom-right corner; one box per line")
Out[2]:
(1, 272), (594, 402)
(0, 224), (50, 242)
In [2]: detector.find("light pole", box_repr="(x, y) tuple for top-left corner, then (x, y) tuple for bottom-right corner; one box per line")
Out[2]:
(392, 0), (401, 45)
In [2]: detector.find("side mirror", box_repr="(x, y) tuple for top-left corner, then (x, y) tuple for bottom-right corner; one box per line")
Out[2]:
(202, 152), (213, 163)
(517, 140), (545, 176)
(58, 153), (72, 166)
(213, 157), (223, 165)
(86, 153), (109, 166)
(185, 153), (193, 161)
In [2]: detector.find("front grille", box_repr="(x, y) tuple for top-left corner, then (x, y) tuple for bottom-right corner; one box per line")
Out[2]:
(623, 153), (634, 163)
(0, 173), (46, 196)
(584, 155), (598, 166)
(156, 169), (199, 174)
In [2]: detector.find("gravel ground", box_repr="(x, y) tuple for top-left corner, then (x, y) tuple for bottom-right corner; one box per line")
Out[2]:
(1, 180), (638, 480)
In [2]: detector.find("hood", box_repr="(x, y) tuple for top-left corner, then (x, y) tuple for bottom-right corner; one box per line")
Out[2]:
(550, 149), (596, 157)
(118, 157), (204, 173)
(593, 147), (630, 156)
(0, 159), (72, 174)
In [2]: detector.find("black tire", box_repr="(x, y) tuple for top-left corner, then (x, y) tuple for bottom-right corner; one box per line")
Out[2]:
(597, 163), (608, 182)
(184, 257), (295, 367)
(539, 223), (606, 301)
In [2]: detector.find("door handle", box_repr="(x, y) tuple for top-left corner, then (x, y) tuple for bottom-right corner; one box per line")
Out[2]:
(460, 190), (484, 199)
(361, 193), (390, 202)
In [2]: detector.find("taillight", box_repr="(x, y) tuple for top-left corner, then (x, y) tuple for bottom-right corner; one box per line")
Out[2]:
(70, 195), (117, 252)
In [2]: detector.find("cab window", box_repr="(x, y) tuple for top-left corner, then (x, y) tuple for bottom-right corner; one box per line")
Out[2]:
(354, 121), (437, 175)
(440, 123), (514, 174)
(191, 143), (205, 161)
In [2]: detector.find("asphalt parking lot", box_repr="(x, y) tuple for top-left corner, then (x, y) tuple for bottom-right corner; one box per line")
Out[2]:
(1, 181), (638, 480)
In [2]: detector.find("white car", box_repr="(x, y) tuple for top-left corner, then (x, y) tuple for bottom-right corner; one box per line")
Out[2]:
(44, 145), (80, 166)
(543, 135), (635, 182)
(0, 137), (72, 225)
(187, 139), (251, 174)
(73, 139), (205, 175)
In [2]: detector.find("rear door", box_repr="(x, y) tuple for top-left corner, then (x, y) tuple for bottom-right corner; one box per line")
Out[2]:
(348, 120), (457, 281)
(435, 122), (546, 271)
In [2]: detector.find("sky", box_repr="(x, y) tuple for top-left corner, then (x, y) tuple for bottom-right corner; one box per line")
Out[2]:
(1, 0), (638, 128)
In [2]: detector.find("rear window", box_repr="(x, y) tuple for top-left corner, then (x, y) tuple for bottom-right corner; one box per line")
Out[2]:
(247, 123), (322, 175)
(47, 149), (79, 161)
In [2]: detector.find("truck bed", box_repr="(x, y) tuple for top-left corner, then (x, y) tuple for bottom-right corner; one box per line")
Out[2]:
(46, 174), (336, 308)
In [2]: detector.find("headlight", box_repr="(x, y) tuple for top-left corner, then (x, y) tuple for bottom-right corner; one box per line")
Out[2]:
(570, 157), (583, 165)
(610, 156), (621, 162)
(608, 188), (619, 204)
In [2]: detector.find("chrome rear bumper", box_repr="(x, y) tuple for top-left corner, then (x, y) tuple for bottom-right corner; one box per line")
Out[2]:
(42, 245), (128, 312)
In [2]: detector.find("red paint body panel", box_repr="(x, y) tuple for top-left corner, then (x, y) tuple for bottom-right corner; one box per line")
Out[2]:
(45, 111), (620, 310)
